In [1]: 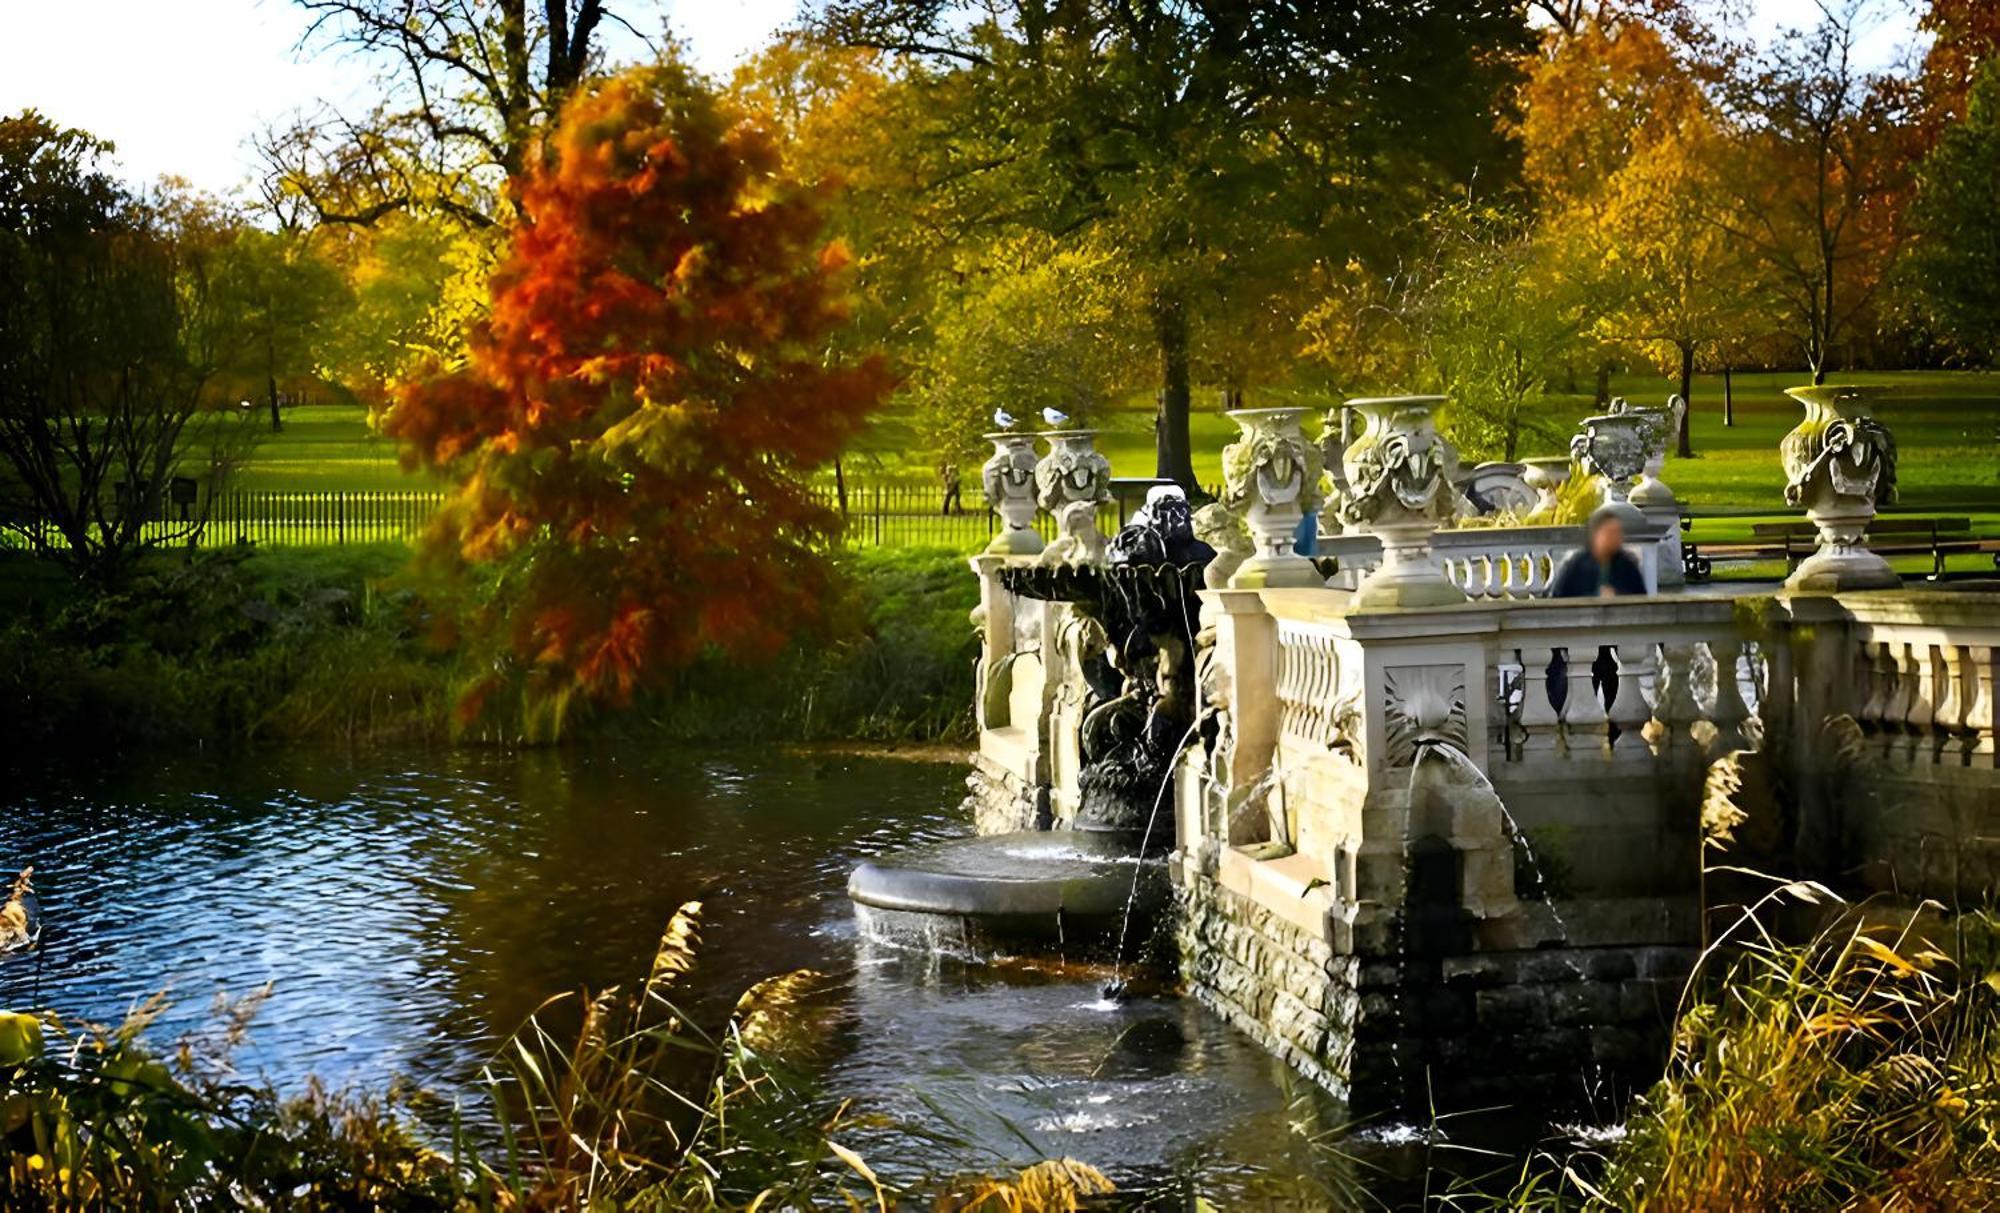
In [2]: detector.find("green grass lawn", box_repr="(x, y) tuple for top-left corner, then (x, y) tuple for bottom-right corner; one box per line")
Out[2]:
(234, 369), (2000, 515)
(231, 405), (428, 493)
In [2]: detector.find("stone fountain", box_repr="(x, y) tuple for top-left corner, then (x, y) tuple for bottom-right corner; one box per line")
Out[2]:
(850, 433), (1206, 960)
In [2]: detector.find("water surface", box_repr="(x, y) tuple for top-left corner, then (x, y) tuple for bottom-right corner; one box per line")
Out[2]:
(0, 745), (1402, 1201)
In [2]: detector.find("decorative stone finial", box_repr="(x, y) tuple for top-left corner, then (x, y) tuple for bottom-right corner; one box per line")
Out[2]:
(1339, 396), (1466, 608)
(1779, 385), (1899, 591)
(980, 431), (1044, 555)
(1033, 430), (1112, 566)
(1192, 503), (1253, 590)
(1221, 407), (1325, 588)
(1570, 408), (1652, 506)
(1519, 457), (1572, 516)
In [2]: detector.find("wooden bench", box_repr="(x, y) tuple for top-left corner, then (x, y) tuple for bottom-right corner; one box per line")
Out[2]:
(1685, 516), (1995, 581)
(1688, 517), (1979, 581)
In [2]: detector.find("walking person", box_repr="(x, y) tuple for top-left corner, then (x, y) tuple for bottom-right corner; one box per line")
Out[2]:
(939, 463), (962, 516)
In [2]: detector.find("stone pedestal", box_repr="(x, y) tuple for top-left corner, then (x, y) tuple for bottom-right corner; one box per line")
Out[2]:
(1621, 397), (1686, 588)
(1222, 407), (1325, 588)
(1780, 386), (1899, 592)
(980, 432), (1044, 555)
(1339, 396), (1464, 608)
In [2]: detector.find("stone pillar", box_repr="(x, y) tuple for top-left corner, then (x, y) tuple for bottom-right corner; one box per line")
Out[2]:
(1338, 396), (1464, 608)
(1622, 396), (1686, 588)
(1222, 407), (1325, 588)
(979, 432), (1044, 555)
(1779, 385), (1899, 592)
(1208, 589), (1282, 793)
(968, 554), (1018, 732)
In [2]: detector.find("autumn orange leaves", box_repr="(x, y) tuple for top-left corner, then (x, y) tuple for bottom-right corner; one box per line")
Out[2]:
(386, 66), (893, 735)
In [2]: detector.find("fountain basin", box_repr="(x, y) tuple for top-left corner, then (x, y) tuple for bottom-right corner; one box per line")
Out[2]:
(848, 830), (1167, 957)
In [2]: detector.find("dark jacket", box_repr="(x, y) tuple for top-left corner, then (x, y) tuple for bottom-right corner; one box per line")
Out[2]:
(1548, 549), (1648, 598)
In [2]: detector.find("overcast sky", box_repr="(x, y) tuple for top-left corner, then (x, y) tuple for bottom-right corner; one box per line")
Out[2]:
(0, 0), (1922, 198)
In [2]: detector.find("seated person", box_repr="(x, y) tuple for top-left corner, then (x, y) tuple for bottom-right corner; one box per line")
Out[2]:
(1550, 506), (1649, 598)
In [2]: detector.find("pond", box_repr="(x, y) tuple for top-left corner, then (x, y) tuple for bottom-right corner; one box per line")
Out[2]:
(0, 745), (1442, 1203)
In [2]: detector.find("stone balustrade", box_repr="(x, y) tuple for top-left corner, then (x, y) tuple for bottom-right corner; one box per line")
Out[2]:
(1322, 521), (1668, 599)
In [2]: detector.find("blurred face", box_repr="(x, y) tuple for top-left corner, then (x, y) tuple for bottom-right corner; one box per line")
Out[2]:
(1591, 517), (1625, 563)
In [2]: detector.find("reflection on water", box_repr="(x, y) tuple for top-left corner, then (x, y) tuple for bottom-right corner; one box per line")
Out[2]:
(0, 745), (1375, 1200)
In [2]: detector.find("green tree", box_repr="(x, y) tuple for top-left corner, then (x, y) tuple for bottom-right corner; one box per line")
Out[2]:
(211, 229), (351, 431)
(1305, 204), (1586, 463)
(815, 0), (1530, 486)
(918, 237), (1147, 461)
(1901, 59), (2000, 362)
(0, 114), (259, 578)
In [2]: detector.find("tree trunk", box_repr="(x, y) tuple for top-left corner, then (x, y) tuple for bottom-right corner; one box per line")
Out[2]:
(833, 455), (848, 516)
(1594, 361), (1611, 407)
(1676, 342), (1694, 458)
(1150, 285), (1196, 490)
(1722, 364), (1734, 427)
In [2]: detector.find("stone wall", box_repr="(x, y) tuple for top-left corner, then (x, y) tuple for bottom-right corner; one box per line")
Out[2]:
(1175, 850), (1695, 1110)
(962, 750), (1046, 835)
(1175, 878), (1359, 1097)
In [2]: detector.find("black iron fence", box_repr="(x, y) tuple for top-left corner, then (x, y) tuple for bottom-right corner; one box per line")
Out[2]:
(4, 478), (1185, 552)
(0, 490), (445, 551)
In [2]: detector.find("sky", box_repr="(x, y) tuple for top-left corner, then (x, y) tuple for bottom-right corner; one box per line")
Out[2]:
(0, 0), (1924, 199)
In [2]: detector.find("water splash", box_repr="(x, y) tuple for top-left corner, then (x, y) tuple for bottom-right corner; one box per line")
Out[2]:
(1101, 716), (1202, 1003)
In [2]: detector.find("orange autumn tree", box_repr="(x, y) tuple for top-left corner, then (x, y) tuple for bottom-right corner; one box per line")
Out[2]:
(386, 65), (892, 735)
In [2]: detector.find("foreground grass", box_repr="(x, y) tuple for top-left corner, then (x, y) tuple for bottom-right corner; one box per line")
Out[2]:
(0, 904), (1113, 1210)
(1497, 898), (2000, 1211)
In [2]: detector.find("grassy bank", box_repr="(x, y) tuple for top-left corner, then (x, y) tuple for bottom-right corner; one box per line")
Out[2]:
(245, 369), (2000, 515)
(0, 544), (978, 758)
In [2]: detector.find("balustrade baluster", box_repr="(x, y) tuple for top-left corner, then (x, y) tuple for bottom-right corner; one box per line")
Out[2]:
(1558, 644), (1609, 754)
(1888, 640), (1920, 764)
(1608, 642), (1655, 749)
(1707, 639), (1753, 754)
(1517, 645), (1563, 757)
(1936, 644), (1973, 764)
(1967, 645), (1997, 768)
(1909, 643), (1942, 764)
(1649, 643), (1701, 754)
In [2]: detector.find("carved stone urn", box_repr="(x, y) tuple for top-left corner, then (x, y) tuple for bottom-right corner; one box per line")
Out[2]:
(1569, 410), (1652, 507)
(980, 432), (1044, 555)
(1609, 395), (1687, 586)
(1520, 457), (1572, 516)
(1619, 395), (1685, 511)
(1779, 385), (1899, 591)
(1221, 407), (1325, 588)
(1033, 430), (1112, 566)
(1338, 396), (1465, 608)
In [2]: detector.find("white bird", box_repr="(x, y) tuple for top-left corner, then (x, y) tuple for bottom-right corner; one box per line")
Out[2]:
(1042, 407), (1071, 427)
(993, 409), (1017, 429)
